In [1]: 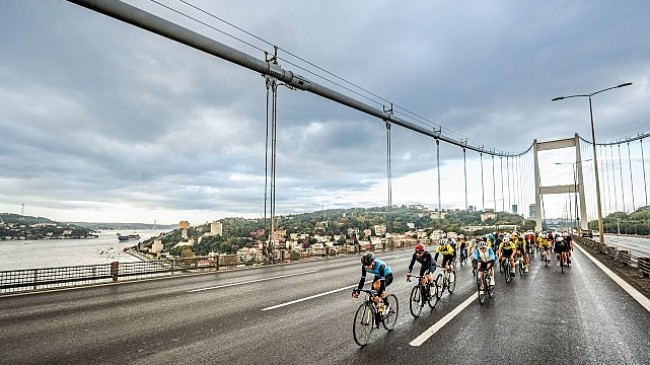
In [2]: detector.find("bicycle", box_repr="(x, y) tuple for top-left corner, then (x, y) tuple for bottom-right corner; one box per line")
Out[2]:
(459, 249), (468, 266)
(517, 255), (525, 277)
(352, 289), (399, 346)
(558, 251), (567, 274)
(407, 274), (439, 318)
(541, 247), (551, 267)
(477, 268), (494, 304)
(435, 266), (456, 298)
(503, 258), (513, 283)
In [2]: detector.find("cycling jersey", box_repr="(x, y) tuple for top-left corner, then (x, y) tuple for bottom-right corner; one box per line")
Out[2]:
(498, 241), (517, 251)
(408, 251), (436, 276)
(435, 244), (454, 256)
(474, 247), (496, 262)
(357, 258), (393, 296)
(538, 237), (551, 247)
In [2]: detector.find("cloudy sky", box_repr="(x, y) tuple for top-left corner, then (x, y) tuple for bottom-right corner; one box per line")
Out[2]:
(1, 0), (649, 225)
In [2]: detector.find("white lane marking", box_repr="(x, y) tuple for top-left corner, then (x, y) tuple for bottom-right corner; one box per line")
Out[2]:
(409, 293), (476, 347)
(187, 271), (319, 293)
(575, 243), (650, 313)
(262, 285), (358, 311)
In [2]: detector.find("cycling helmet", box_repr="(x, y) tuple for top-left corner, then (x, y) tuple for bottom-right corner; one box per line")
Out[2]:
(475, 237), (482, 243)
(478, 241), (487, 249)
(438, 238), (447, 245)
(415, 243), (425, 253)
(361, 252), (374, 266)
(555, 236), (564, 242)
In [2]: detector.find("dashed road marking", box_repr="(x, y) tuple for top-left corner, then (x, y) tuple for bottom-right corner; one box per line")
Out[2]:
(187, 270), (318, 293)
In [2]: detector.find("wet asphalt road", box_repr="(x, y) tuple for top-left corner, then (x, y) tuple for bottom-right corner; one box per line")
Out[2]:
(1, 244), (649, 365)
(602, 234), (650, 257)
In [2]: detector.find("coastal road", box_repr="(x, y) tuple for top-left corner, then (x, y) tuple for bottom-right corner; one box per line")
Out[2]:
(602, 234), (650, 258)
(1, 245), (650, 365)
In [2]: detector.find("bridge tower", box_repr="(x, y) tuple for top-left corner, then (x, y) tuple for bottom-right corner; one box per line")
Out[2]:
(533, 134), (588, 232)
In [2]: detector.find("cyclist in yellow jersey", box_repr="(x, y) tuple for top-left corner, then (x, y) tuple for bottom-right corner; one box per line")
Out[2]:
(434, 239), (455, 279)
(513, 233), (529, 273)
(497, 236), (517, 276)
(538, 235), (552, 263)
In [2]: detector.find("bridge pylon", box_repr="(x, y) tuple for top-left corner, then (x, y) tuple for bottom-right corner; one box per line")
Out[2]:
(533, 134), (588, 232)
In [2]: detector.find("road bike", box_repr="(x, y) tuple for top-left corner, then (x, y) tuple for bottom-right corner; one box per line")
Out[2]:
(407, 274), (438, 318)
(435, 266), (456, 298)
(459, 248), (468, 266)
(503, 258), (513, 283)
(558, 251), (567, 274)
(476, 268), (494, 304)
(517, 255), (525, 277)
(540, 246), (551, 267)
(352, 289), (399, 346)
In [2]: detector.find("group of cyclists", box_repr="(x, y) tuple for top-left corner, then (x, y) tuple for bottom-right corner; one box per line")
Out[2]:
(351, 230), (576, 312)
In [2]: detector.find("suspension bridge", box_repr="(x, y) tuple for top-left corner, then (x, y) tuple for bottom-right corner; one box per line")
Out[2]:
(1, 1), (650, 364)
(61, 1), (650, 249)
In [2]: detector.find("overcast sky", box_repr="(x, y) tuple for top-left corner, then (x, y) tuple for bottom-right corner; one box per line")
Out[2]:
(1, 0), (649, 225)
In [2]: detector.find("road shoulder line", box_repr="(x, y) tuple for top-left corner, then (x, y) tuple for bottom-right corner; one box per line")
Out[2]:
(575, 243), (650, 312)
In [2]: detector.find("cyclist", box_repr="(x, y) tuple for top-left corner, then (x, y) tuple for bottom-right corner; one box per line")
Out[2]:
(406, 243), (436, 296)
(459, 235), (468, 265)
(434, 238), (455, 284)
(525, 231), (536, 257)
(474, 240), (496, 290)
(513, 233), (529, 273)
(554, 235), (569, 267)
(563, 232), (574, 266)
(497, 235), (517, 277)
(469, 237), (480, 275)
(352, 252), (393, 314)
(538, 233), (552, 263)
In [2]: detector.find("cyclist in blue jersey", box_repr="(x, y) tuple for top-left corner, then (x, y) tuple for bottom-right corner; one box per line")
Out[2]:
(352, 252), (394, 313)
(474, 240), (496, 289)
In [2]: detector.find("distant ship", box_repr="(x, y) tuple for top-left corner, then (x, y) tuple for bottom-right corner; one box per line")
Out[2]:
(117, 233), (140, 241)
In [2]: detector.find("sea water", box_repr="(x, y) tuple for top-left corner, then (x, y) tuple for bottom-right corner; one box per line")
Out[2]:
(0, 229), (165, 271)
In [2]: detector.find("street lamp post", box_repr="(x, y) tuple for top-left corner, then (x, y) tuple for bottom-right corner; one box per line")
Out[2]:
(552, 82), (632, 245)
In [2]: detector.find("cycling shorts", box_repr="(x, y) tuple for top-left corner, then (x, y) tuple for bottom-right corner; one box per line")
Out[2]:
(478, 260), (495, 271)
(554, 243), (568, 253)
(441, 255), (454, 268)
(501, 249), (514, 258)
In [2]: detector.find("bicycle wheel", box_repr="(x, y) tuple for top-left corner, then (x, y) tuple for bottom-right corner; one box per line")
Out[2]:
(477, 276), (486, 304)
(427, 283), (439, 309)
(353, 303), (374, 346)
(409, 285), (423, 318)
(382, 294), (399, 331)
(447, 271), (456, 294)
(560, 255), (564, 274)
(505, 265), (512, 283)
(487, 275), (495, 298)
(519, 260), (524, 277)
(435, 273), (444, 299)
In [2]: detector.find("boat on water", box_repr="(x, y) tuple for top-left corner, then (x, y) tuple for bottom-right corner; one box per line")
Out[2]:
(117, 233), (140, 241)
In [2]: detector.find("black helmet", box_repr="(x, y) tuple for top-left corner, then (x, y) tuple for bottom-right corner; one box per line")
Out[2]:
(361, 252), (374, 266)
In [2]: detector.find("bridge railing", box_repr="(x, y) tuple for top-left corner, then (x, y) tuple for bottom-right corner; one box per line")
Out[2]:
(0, 240), (422, 295)
(0, 257), (225, 295)
(572, 235), (650, 278)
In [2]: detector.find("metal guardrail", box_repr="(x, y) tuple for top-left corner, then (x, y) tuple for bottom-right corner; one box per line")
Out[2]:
(0, 257), (224, 295)
(0, 242), (419, 295)
(572, 235), (650, 278)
